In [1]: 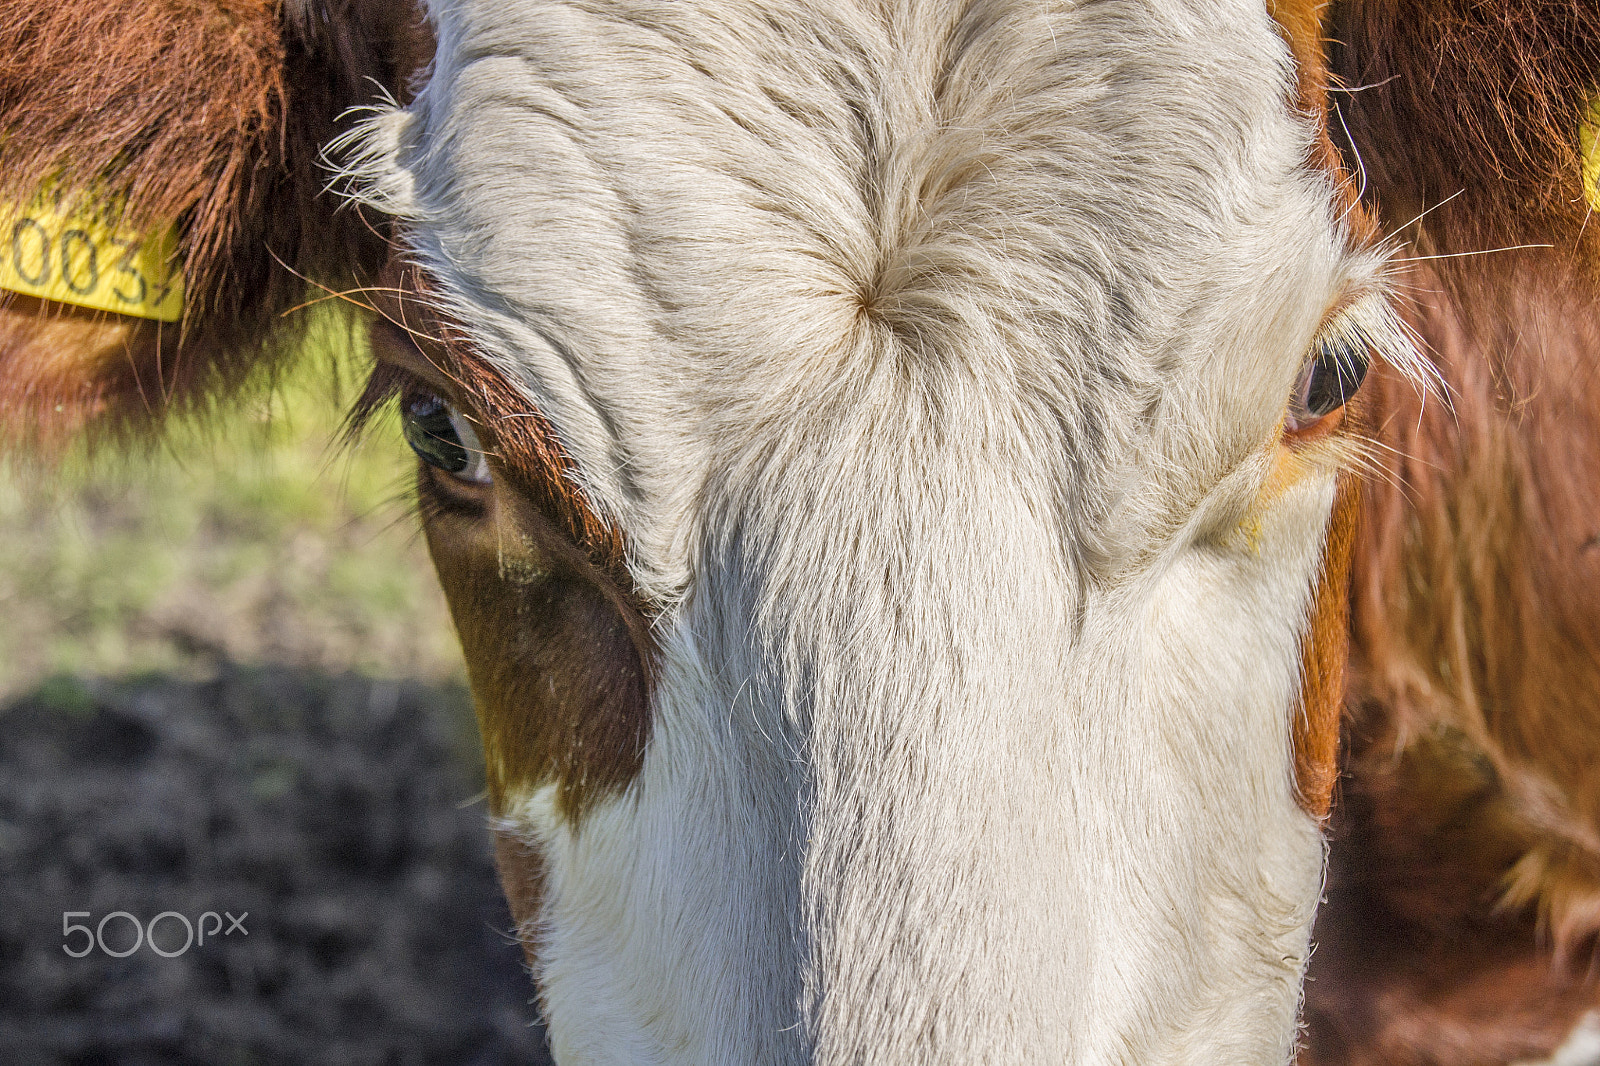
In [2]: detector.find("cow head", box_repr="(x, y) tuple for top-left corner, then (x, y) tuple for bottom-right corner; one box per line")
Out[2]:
(6, 2), (1598, 1062)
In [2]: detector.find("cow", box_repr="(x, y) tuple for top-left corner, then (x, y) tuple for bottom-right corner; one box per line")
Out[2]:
(3, 1), (1598, 1062)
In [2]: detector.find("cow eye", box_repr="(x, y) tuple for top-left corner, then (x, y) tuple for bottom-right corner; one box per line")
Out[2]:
(1287, 332), (1370, 432)
(402, 389), (492, 484)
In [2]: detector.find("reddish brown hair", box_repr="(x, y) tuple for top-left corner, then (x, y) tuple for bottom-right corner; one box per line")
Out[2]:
(0, 0), (430, 445)
(1329, 0), (1600, 259)
(1303, 1), (1600, 1058)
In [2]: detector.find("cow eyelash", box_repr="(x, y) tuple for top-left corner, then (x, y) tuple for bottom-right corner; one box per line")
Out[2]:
(344, 358), (410, 441)
(1284, 293), (1416, 437)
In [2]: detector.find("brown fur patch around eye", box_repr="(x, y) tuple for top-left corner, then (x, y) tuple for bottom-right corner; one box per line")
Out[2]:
(1293, 472), (1360, 820)
(0, 1), (431, 444)
(371, 260), (633, 590)
(423, 489), (654, 822)
(1301, 5), (1600, 1050)
(1266, 0), (1380, 818)
(369, 263), (654, 823)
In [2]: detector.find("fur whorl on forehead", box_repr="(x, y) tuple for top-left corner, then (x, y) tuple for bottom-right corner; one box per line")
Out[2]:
(1330, 0), (1600, 257)
(0, 0), (428, 441)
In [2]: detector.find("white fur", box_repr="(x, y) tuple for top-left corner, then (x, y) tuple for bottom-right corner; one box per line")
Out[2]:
(343, 1), (1417, 1061)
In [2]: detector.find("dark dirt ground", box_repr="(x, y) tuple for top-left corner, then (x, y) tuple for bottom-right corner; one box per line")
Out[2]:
(0, 665), (555, 1066)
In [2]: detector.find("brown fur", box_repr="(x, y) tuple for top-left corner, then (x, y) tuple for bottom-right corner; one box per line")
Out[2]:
(1270, 0), (1340, 170)
(0, 0), (430, 446)
(1293, 473), (1361, 820)
(1269, 0), (1330, 103)
(1302, 0), (1600, 1057)
(1302, 785), (1600, 1066)
(367, 264), (655, 822)
(1327, 0), (1600, 263)
(1349, 258), (1600, 952)
(1270, 0), (1382, 244)
(0, 296), (163, 434)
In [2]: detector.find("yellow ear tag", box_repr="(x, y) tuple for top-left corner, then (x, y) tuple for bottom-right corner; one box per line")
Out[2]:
(0, 182), (183, 322)
(1582, 95), (1600, 214)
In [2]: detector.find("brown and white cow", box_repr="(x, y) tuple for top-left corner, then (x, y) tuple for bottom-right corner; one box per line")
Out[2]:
(4, 1), (1599, 1062)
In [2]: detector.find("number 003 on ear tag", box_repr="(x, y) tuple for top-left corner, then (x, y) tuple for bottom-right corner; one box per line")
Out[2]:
(0, 185), (183, 322)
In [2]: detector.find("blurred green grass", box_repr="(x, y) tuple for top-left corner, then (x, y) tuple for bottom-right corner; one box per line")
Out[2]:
(0, 319), (466, 701)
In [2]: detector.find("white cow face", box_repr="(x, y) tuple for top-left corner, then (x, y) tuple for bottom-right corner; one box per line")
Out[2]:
(346, 1), (1421, 1062)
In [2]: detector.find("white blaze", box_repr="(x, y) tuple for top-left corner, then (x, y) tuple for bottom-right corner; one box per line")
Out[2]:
(346, 0), (1399, 1061)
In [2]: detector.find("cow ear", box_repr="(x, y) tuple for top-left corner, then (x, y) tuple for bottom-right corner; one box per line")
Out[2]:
(0, 1), (431, 449)
(1327, 0), (1600, 262)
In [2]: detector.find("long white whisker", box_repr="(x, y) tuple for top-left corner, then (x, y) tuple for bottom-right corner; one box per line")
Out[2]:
(1327, 75), (1400, 94)
(1391, 243), (1553, 263)
(1392, 188), (1465, 235)
(1333, 99), (1367, 205)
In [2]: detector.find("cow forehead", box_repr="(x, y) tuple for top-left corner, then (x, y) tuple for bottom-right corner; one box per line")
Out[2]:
(371, 0), (1350, 566)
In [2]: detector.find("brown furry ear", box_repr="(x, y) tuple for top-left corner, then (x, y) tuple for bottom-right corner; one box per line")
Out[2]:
(0, 0), (432, 448)
(1328, 0), (1600, 260)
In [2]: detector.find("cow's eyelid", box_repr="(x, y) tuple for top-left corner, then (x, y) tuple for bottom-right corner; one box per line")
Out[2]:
(369, 316), (463, 395)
